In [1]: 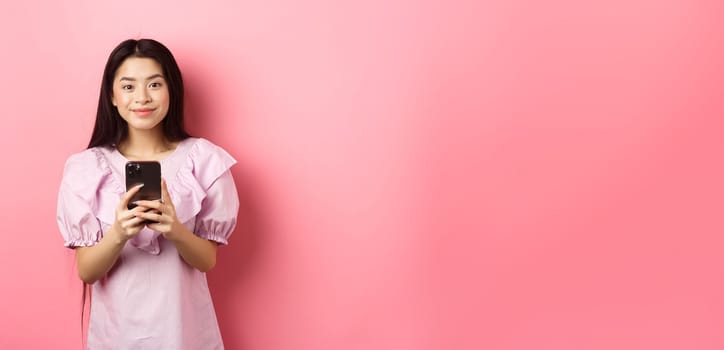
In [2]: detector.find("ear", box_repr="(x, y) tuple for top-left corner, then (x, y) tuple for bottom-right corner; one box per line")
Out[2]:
(111, 94), (117, 107)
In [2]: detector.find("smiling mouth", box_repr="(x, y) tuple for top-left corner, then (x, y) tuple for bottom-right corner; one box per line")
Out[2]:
(133, 108), (156, 115)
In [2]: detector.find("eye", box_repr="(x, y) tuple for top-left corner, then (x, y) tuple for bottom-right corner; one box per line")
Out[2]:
(149, 82), (163, 88)
(122, 84), (134, 91)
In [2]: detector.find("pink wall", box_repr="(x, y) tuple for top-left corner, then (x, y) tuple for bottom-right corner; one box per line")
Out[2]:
(1, 0), (723, 349)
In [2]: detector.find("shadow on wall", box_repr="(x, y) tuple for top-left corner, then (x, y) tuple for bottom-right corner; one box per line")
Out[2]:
(182, 64), (212, 138)
(182, 58), (266, 349)
(212, 165), (266, 350)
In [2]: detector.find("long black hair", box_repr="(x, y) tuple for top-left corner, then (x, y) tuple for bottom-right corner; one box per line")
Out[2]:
(81, 38), (191, 347)
(87, 38), (190, 149)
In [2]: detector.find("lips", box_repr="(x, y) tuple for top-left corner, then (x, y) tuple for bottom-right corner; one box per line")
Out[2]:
(133, 108), (156, 116)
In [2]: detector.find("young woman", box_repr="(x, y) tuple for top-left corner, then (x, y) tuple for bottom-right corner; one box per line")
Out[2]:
(56, 38), (238, 349)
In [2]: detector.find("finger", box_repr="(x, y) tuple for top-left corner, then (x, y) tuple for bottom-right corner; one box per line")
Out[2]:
(134, 200), (162, 211)
(134, 210), (159, 220)
(118, 205), (149, 221)
(122, 216), (146, 229)
(117, 210), (137, 221)
(131, 204), (153, 212)
(136, 211), (164, 224)
(124, 206), (151, 221)
(118, 184), (144, 210)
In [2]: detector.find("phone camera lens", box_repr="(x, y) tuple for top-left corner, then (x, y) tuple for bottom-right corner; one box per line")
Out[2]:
(127, 163), (144, 176)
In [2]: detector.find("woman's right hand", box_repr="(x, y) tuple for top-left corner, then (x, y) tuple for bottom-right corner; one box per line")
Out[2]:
(75, 184), (150, 284)
(110, 184), (148, 242)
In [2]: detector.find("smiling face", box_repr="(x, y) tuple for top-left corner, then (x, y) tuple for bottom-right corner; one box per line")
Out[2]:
(111, 57), (170, 133)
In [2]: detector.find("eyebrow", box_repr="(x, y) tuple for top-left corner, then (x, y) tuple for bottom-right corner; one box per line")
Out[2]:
(119, 74), (165, 82)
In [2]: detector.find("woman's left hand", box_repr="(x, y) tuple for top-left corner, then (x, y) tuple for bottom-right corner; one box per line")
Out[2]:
(134, 178), (186, 241)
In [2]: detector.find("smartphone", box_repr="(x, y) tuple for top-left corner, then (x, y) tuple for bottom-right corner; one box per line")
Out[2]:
(125, 161), (162, 210)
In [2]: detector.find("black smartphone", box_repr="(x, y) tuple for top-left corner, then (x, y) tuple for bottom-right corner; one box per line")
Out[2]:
(125, 161), (162, 210)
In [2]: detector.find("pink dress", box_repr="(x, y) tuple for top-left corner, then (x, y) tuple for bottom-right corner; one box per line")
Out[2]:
(56, 137), (238, 349)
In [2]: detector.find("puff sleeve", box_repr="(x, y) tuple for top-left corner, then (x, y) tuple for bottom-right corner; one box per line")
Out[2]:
(172, 138), (239, 245)
(194, 170), (239, 245)
(56, 150), (109, 248)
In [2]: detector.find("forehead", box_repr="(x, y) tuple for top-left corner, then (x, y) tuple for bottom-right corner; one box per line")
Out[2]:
(114, 57), (164, 79)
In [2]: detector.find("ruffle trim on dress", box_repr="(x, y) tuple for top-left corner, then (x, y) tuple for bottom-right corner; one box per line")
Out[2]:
(92, 139), (236, 255)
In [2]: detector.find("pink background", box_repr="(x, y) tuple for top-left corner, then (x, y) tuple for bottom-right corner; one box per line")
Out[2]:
(1, 0), (723, 349)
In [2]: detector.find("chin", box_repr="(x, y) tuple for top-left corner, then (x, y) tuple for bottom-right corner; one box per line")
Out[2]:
(127, 120), (163, 131)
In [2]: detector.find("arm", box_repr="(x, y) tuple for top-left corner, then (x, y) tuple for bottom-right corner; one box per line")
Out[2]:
(75, 227), (129, 284)
(167, 225), (218, 272)
(76, 185), (146, 284)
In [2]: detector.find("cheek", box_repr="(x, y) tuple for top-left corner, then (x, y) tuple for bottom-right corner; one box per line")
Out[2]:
(112, 90), (128, 106)
(159, 90), (171, 108)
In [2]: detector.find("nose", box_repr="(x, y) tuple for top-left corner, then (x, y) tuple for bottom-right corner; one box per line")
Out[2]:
(135, 86), (151, 104)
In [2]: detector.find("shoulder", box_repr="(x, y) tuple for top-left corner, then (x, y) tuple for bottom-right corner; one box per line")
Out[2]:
(61, 147), (113, 190)
(185, 137), (236, 167)
(186, 137), (233, 156)
(179, 138), (236, 189)
(63, 147), (110, 173)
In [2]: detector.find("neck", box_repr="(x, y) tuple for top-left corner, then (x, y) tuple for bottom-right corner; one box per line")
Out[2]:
(118, 126), (172, 159)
